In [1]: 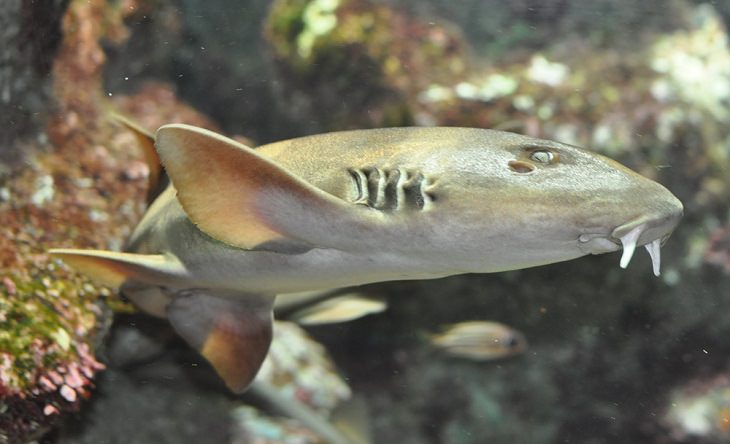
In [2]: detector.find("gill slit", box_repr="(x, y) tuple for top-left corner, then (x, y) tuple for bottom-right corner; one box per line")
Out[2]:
(348, 167), (432, 211)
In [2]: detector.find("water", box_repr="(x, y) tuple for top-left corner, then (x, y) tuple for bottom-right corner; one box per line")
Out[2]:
(3, 1), (730, 443)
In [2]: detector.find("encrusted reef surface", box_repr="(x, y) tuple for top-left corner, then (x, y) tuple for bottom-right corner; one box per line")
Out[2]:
(5, 0), (730, 443)
(0, 1), (134, 440)
(0, 0), (216, 442)
(0, 0), (69, 157)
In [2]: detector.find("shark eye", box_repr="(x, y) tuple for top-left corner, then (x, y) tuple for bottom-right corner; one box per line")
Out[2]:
(530, 150), (554, 163)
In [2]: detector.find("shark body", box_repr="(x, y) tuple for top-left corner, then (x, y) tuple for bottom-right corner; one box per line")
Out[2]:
(51, 124), (682, 392)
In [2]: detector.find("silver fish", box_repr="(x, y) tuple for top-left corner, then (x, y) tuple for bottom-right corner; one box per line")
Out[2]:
(430, 321), (527, 361)
(284, 293), (387, 326)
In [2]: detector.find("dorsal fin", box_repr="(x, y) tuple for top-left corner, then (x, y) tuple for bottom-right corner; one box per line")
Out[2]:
(155, 124), (387, 252)
(110, 113), (169, 203)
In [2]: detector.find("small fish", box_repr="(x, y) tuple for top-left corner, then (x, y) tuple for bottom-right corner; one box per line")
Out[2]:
(50, 124), (682, 392)
(285, 293), (386, 326)
(430, 321), (527, 361)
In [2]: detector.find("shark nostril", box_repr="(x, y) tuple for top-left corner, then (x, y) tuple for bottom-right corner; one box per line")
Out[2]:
(508, 160), (535, 174)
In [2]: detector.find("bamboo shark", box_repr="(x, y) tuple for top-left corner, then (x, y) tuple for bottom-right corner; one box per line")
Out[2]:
(50, 124), (682, 393)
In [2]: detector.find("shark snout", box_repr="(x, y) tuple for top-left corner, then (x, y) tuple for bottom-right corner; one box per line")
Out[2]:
(609, 191), (683, 276)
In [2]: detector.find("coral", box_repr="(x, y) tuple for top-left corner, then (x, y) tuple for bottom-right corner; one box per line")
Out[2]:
(231, 406), (325, 444)
(0, 0), (138, 439)
(651, 5), (730, 121)
(231, 322), (352, 443)
(663, 372), (730, 441)
(256, 322), (351, 415)
(0, 0), (218, 441)
(265, 0), (469, 130)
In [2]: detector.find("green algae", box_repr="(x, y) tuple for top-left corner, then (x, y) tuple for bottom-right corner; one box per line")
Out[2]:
(0, 271), (107, 394)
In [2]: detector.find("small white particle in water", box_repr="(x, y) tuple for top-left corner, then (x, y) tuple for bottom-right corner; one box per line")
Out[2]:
(107, 92), (113, 97)
(124, 76), (129, 81)
(702, 349), (708, 354)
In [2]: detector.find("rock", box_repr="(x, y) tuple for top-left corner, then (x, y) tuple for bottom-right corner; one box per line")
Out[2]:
(265, 0), (469, 131)
(663, 372), (730, 442)
(0, 0), (219, 441)
(0, 0), (68, 162)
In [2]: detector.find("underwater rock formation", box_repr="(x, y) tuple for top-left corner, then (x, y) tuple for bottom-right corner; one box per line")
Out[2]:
(231, 322), (353, 444)
(0, 0), (133, 440)
(663, 371), (730, 442)
(0, 0), (69, 160)
(53, 319), (352, 444)
(0, 0), (218, 441)
(265, 0), (469, 130)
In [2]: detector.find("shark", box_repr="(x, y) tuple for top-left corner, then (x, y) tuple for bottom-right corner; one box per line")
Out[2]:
(50, 123), (683, 393)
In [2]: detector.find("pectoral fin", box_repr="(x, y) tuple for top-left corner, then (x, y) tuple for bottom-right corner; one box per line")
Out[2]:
(49, 249), (187, 288)
(155, 124), (384, 252)
(166, 289), (274, 393)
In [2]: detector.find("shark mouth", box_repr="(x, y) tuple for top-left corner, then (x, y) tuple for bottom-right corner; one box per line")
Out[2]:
(616, 224), (663, 277)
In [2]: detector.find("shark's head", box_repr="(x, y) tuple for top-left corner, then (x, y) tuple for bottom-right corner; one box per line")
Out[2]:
(418, 129), (683, 276)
